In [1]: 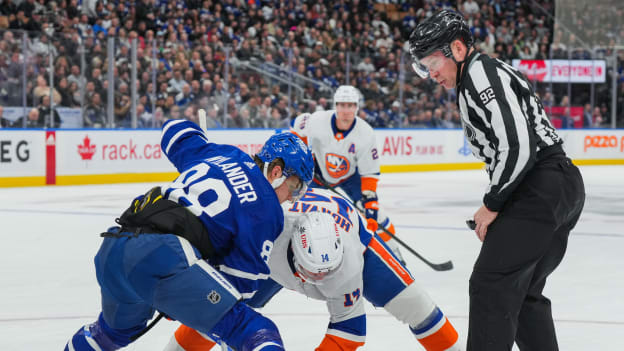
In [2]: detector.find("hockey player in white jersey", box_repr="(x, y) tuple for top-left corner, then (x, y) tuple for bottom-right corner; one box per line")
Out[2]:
(165, 188), (461, 351)
(290, 85), (404, 261)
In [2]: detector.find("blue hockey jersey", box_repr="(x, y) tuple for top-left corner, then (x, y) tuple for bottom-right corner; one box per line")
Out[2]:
(160, 119), (284, 299)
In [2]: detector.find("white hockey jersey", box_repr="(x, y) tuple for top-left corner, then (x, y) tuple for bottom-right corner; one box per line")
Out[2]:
(291, 111), (380, 187)
(268, 188), (369, 326)
(165, 187), (464, 351)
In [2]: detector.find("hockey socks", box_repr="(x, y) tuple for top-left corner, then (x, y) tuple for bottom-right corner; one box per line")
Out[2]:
(409, 307), (461, 351)
(166, 303), (285, 351)
(165, 325), (217, 351)
(385, 284), (461, 351)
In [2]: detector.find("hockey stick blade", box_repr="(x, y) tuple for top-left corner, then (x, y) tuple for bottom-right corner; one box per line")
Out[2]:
(315, 176), (453, 271)
(377, 222), (453, 271)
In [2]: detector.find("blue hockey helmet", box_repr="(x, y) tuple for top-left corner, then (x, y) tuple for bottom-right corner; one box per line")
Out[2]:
(257, 132), (314, 199)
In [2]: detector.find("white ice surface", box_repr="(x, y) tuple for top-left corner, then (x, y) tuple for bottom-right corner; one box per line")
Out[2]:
(1, 166), (622, 350)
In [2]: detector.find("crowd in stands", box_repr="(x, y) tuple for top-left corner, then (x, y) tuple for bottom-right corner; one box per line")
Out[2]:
(0, 0), (622, 129)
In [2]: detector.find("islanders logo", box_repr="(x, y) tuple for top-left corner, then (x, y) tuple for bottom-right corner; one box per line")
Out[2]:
(325, 153), (350, 178)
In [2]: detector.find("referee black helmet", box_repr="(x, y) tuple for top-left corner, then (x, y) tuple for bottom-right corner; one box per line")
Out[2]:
(408, 10), (474, 78)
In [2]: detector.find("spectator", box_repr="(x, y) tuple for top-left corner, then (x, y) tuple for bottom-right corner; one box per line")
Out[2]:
(67, 65), (86, 90)
(198, 79), (213, 100)
(175, 84), (195, 108)
(275, 97), (290, 120)
(356, 56), (375, 74)
(241, 95), (263, 128)
(1, 0), (615, 130)
(113, 91), (131, 127)
(317, 97), (329, 110)
(135, 103), (153, 127)
(406, 113), (421, 128)
(32, 75), (61, 105)
(57, 77), (73, 107)
(0, 105), (10, 127)
(88, 67), (104, 96)
(428, 107), (444, 127)
(583, 103), (593, 128)
(31, 33), (57, 57)
(37, 95), (61, 128)
(12, 108), (43, 128)
(69, 82), (82, 107)
(169, 104), (182, 120)
(518, 45), (533, 59)
(593, 106), (604, 127)
(168, 69), (188, 95)
(422, 110), (434, 128)
(463, 0), (480, 16)
(267, 105), (289, 129)
(559, 107), (575, 129)
(203, 105), (223, 129)
(84, 92), (106, 128)
(182, 105), (197, 124)
(151, 107), (166, 128)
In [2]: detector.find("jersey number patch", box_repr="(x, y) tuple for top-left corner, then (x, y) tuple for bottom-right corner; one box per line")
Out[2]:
(260, 240), (273, 263)
(167, 163), (232, 217)
(343, 288), (361, 307)
(479, 87), (496, 105)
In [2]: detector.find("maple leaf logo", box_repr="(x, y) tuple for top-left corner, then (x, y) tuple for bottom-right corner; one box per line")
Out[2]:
(78, 135), (96, 160)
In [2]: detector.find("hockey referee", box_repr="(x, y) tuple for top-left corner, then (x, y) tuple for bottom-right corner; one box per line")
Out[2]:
(409, 10), (585, 351)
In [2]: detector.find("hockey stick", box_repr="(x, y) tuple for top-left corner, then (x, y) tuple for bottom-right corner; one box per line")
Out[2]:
(129, 312), (164, 341)
(198, 108), (207, 131)
(315, 177), (453, 271)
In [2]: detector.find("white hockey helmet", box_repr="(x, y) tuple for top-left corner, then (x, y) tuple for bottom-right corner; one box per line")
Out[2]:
(333, 85), (360, 111)
(291, 211), (345, 285)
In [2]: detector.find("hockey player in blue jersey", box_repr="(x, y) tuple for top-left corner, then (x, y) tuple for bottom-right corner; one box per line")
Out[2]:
(64, 119), (314, 351)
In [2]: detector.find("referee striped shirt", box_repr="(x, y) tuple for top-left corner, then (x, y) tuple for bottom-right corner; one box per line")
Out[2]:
(456, 51), (562, 211)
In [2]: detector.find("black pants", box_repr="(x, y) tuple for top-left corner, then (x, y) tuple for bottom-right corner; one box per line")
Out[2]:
(467, 155), (585, 351)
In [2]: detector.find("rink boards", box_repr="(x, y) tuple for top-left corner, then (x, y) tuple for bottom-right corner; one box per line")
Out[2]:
(1, 128), (623, 187)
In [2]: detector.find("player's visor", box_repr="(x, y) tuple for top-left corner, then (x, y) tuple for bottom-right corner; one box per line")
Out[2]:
(288, 177), (308, 202)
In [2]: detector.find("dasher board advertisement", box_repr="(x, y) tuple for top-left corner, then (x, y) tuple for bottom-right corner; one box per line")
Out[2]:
(512, 59), (606, 83)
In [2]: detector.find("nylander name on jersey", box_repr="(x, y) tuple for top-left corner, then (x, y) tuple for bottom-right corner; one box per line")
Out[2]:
(206, 155), (258, 204)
